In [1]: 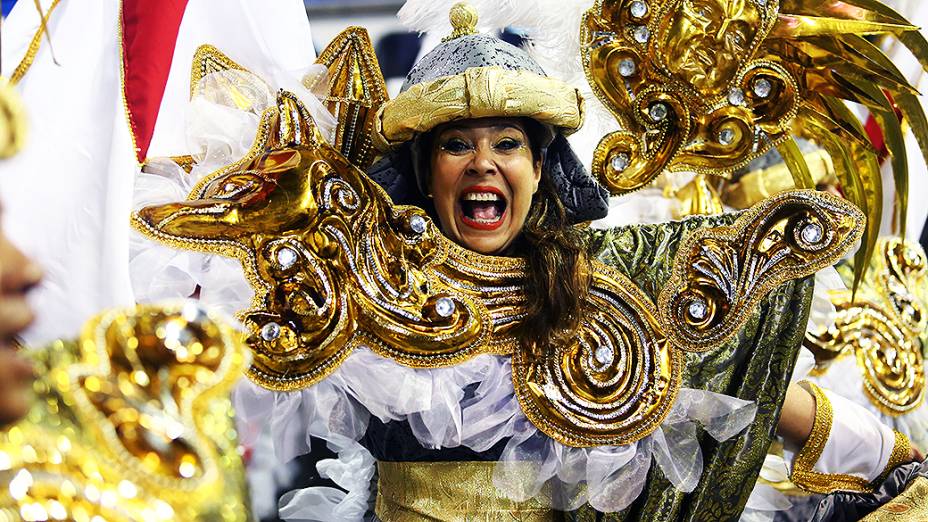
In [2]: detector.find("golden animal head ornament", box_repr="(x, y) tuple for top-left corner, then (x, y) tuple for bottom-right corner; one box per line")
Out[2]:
(582, 0), (928, 276)
(0, 303), (249, 520)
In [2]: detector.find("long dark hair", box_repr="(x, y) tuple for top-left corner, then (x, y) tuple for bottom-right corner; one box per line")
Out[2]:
(515, 168), (591, 350)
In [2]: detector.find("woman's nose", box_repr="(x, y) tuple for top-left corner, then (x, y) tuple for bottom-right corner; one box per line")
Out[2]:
(468, 145), (498, 176)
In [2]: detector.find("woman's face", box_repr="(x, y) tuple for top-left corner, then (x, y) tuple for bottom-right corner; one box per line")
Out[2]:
(429, 118), (541, 255)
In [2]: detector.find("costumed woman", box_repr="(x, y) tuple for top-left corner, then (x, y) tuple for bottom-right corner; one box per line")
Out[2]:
(127, 0), (928, 519)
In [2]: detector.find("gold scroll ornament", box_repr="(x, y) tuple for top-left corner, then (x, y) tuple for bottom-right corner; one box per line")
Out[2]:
(133, 34), (862, 448)
(0, 303), (249, 521)
(807, 237), (928, 416)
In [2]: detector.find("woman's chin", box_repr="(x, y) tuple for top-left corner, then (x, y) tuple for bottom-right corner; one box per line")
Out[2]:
(455, 229), (513, 255)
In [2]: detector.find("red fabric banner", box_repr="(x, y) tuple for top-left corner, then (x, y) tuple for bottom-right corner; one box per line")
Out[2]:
(120, 0), (189, 163)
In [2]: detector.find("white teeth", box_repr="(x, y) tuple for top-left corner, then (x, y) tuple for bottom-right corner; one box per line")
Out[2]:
(471, 216), (502, 224)
(462, 192), (501, 202)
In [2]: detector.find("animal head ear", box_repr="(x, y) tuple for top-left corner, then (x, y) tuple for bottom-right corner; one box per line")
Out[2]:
(271, 90), (328, 148)
(307, 26), (389, 170)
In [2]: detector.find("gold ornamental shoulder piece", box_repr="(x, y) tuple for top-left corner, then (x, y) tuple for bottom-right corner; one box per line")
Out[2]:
(132, 35), (863, 447)
(807, 237), (928, 416)
(659, 189), (864, 352)
(0, 303), (249, 521)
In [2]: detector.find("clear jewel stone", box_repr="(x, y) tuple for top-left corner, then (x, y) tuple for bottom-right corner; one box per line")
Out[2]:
(629, 0), (648, 18)
(223, 182), (236, 192)
(728, 88), (745, 106)
(618, 58), (636, 77)
(688, 299), (708, 320)
(649, 102), (668, 122)
(756, 0), (767, 6)
(611, 153), (631, 172)
(595, 345), (615, 365)
(543, 382), (562, 401)
(276, 246), (298, 269)
(718, 129), (736, 146)
(435, 297), (456, 318)
(633, 25), (650, 44)
(753, 78), (773, 98)
(261, 322), (281, 341)
(409, 214), (427, 235)
(801, 223), (823, 244)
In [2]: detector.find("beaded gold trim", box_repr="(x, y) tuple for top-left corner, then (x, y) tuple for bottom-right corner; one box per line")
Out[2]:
(791, 382), (874, 493)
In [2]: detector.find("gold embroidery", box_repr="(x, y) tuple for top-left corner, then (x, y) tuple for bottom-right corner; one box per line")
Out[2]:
(0, 303), (248, 520)
(807, 238), (928, 416)
(375, 461), (554, 521)
(862, 476), (928, 521)
(789, 382), (900, 494)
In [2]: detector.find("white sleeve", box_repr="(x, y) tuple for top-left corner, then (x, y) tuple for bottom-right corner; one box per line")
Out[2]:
(786, 382), (909, 493)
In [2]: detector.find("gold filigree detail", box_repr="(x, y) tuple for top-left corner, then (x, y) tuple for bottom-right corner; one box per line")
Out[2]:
(580, 0), (925, 198)
(658, 190), (864, 352)
(132, 32), (861, 446)
(0, 303), (248, 520)
(862, 476), (928, 521)
(806, 237), (928, 416)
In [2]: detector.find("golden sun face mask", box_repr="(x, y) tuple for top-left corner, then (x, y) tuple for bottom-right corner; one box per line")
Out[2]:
(581, 0), (928, 285)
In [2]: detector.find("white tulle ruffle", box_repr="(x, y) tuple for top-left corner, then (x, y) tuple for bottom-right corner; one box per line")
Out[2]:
(234, 348), (757, 520)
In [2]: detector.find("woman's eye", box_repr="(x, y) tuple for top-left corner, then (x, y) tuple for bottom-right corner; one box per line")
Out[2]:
(496, 138), (522, 151)
(441, 138), (472, 154)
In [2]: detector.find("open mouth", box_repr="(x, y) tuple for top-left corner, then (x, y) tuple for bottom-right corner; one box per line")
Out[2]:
(459, 186), (508, 231)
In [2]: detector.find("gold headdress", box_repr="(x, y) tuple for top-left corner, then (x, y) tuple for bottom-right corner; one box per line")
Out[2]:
(581, 0), (928, 277)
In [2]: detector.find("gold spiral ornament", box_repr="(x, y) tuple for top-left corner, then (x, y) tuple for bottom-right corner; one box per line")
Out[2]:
(0, 78), (27, 159)
(514, 266), (679, 446)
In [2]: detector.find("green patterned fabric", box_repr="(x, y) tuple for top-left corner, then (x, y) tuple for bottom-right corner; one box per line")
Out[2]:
(571, 213), (815, 522)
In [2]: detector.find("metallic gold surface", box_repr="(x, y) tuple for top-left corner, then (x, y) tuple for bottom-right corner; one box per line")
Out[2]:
(0, 79), (27, 159)
(668, 173), (724, 218)
(132, 35), (862, 448)
(723, 149), (835, 210)
(375, 461), (554, 521)
(579, 0), (928, 277)
(806, 237), (928, 416)
(659, 190), (864, 352)
(0, 303), (249, 521)
(374, 66), (585, 150)
(306, 26), (388, 170)
(444, 2), (480, 42)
